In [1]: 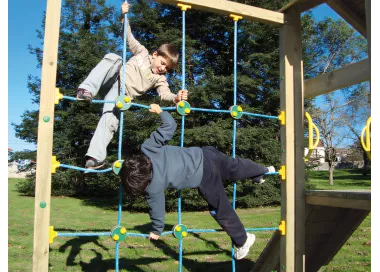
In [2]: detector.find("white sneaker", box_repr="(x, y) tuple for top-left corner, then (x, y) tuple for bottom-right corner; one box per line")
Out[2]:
(234, 233), (256, 260)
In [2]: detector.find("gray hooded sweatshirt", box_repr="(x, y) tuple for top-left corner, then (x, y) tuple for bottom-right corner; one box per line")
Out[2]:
(141, 112), (204, 235)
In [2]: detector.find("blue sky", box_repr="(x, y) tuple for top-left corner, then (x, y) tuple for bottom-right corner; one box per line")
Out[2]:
(7, 2), (340, 153)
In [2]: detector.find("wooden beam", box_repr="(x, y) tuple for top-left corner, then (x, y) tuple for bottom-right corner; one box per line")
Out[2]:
(305, 189), (371, 210)
(304, 58), (370, 98)
(306, 196), (371, 210)
(279, 0), (327, 13)
(154, 0), (285, 25)
(32, 0), (62, 271)
(278, 5), (307, 271)
(327, 0), (366, 37)
(365, 0), (376, 174)
(253, 231), (281, 271)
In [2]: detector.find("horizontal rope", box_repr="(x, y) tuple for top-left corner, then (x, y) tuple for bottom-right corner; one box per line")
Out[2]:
(62, 96), (278, 120)
(57, 232), (111, 237)
(55, 227), (278, 238)
(243, 112), (279, 120)
(63, 95), (114, 104)
(60, 164), (112, 173)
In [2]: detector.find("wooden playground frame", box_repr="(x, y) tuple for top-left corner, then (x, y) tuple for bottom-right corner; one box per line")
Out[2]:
(32, 0), (371, 271)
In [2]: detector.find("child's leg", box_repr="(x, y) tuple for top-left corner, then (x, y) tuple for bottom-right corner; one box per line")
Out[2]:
(86, 80), (120, 162)
(78, 53), (122, 97)
(198, 175), (247, 247)
(201, 146), (269, 181)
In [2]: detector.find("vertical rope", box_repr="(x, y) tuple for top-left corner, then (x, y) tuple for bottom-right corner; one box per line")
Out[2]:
(233, 20), (238, 106)
(177, 8), (187, 272)
(115, 242), (120, 271)
(231, 18), (239, 272)
(116, 2), (129, 271)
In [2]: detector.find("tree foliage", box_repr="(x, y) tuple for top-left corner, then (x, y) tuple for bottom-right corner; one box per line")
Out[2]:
(15, 0), (368, 209)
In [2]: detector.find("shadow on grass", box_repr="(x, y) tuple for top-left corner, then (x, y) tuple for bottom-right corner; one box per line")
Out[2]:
(57, 236), (110, 267)
(56, 223), (255, 271)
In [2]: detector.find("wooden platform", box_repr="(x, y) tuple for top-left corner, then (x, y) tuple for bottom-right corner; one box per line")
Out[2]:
(253, 190), (371, 272)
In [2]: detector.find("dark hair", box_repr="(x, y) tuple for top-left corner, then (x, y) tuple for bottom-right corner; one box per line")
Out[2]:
(120, 153), (152, 197)
(156, 43), (179, 69)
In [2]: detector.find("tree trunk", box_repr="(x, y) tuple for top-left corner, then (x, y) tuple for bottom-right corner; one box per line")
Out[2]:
(362, 149), (369, 176)
(329, 164), (334, 185)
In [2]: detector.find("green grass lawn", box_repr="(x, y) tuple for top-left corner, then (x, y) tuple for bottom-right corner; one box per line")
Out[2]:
(307, 169), (371, 190)
(8, 172), (370, 271)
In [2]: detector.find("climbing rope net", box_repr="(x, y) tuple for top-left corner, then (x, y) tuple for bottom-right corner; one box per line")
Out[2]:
(50, 3), (285, 272)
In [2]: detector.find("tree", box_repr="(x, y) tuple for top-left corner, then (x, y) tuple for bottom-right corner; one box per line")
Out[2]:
(303, 15), (368, 184)
(13, 0), (123, 196)
(310, 94), (351, 185)
(14, 0), (320, 209)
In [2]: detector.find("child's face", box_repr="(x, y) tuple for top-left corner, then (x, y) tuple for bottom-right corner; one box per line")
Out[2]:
(151, 51), (170, 74)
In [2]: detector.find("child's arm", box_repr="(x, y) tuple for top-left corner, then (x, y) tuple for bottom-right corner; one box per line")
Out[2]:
(121, 3), (149, 56)
(155, 77), (189, 104)
(146, 191), (166, 237)
(142, 105), (177, 149)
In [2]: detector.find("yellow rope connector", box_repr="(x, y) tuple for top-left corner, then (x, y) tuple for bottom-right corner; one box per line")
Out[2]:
(177, 3), (191, 11)
(49, 226), (58, 244)
(120, 227), (127, 235)
(51, 156), (60, 174)
(304, 112), (320, 162)
(229, 14), (243, 21)
(278, 111), (285, 125)
(55, 88), (63, 105)
(361, 117), (371, 161)
(278, 220), (286, 236)
(116, 101), (123, 109)
(279, 165), (286, 181)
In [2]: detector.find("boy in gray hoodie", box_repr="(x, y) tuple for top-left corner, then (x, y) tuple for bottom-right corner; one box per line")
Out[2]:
(120, 104), (275, 260)
(77, 3), (188, 169)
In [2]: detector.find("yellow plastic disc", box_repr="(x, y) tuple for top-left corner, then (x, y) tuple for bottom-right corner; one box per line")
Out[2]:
(184, 108), (191, 114)
(179, 101), (185, 107)
(237, 106), (243, 112)
(115, 162), (121, 168)
(124, 97), (131, 103)
(113, 234), (119, 241)
(175, 226), (182, 231)
(120, 227), (126, 234)
(232, 111), (237, 117)
(182, 231), (188, 237)
(116, 102), (123, 109)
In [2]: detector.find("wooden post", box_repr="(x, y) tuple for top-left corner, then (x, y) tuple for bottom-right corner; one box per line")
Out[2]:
(32, 0), (61, 271)
(279, 5), (305, 271)
(365, 0), (379, 270)
(292, 6), (305, 272)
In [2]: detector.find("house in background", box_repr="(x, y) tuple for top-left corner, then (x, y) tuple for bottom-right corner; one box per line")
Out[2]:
(304, 141), (325, 164)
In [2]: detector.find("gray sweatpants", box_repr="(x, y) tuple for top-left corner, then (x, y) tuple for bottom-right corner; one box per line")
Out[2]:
(78, 53), (123, 161)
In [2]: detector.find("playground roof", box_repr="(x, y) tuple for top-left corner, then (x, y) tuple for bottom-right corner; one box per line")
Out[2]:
(280, 0), (367, 37)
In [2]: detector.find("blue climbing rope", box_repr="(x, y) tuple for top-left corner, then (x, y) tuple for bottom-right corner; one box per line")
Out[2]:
(53, 8), (282, 272)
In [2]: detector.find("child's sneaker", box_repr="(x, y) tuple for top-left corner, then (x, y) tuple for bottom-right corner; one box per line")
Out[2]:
(85, 157), (105, 169)
(257, 166), (276, 184)
(234, 233), (256, 260)
(76, 88), (93, 103)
